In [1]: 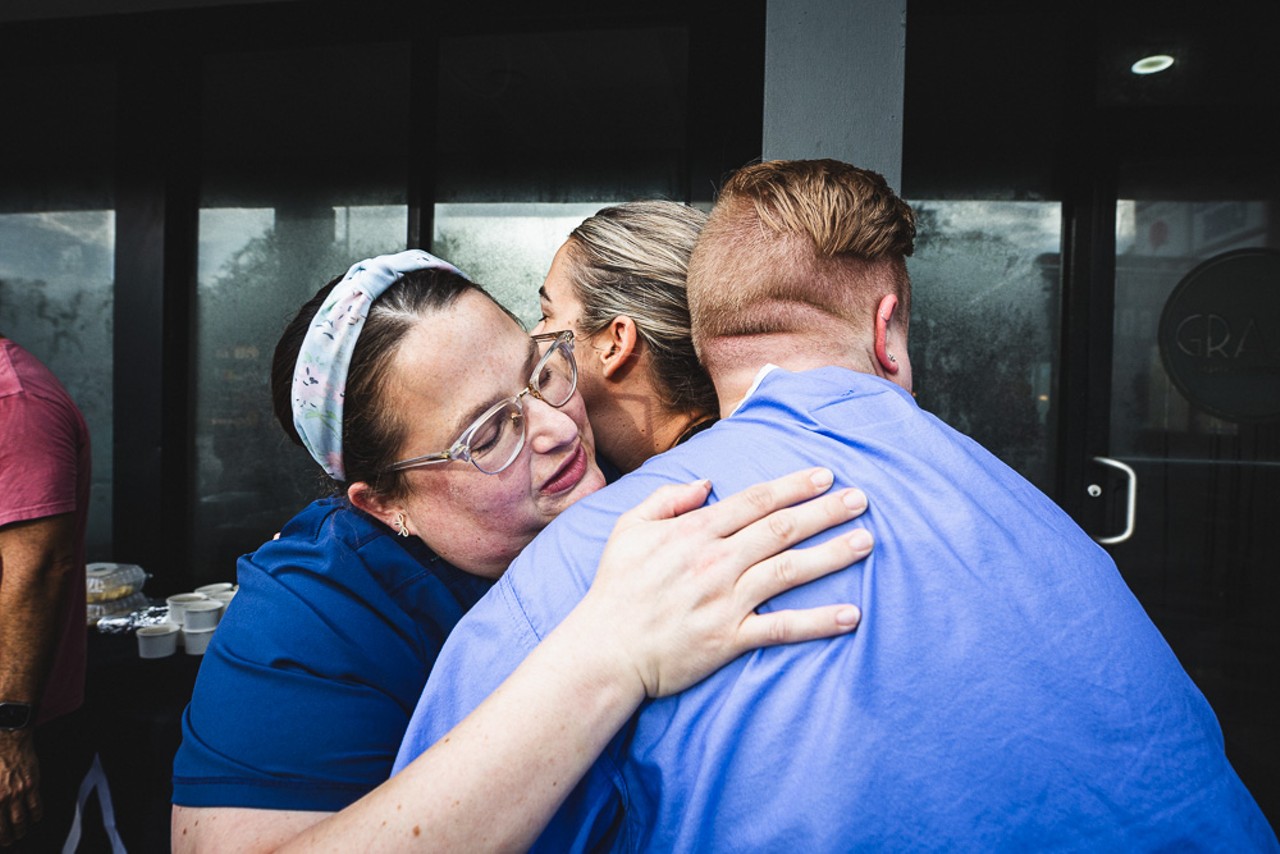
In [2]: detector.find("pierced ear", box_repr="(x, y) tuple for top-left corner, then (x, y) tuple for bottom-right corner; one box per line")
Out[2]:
(599, 315), (640, 380)
(348, 481), (403, 533)
(873, 294), (900, 375)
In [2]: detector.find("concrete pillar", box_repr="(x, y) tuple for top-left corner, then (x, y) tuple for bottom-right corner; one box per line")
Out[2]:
(763, 0), (907, 190)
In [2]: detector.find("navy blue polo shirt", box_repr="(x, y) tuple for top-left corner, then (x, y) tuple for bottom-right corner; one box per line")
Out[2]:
(173, 498), (491, 811)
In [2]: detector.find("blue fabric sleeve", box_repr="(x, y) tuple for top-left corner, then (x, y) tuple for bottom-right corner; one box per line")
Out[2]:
(394, 474), (680, 849)
(174, 574), (423, 809)
(393, 573), (544, 772)
(173, 500), (488, 812)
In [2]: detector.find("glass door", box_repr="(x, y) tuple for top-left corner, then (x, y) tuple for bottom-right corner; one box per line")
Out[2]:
(1086, 159), (1280, 825)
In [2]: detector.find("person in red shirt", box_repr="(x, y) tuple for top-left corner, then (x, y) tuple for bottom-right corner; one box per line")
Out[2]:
(0, 335), (94, 851)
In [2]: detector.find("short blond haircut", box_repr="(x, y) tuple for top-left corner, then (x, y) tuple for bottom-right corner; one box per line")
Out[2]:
(688, 159), (916, 352)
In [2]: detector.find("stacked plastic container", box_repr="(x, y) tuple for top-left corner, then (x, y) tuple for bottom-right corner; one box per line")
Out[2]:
(85, 563), (149, 624)
(86, 563), (238, 658)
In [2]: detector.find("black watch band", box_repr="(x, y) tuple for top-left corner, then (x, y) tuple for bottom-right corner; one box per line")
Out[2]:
(0, 702), (35, 731)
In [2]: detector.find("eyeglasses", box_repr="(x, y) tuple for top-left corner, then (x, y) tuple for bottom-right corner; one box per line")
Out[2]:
(385, 330), (578, 476)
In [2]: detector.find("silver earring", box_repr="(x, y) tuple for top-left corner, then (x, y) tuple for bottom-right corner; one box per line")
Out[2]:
(395, 513), (409, 538)
(888, 354), (897, 363)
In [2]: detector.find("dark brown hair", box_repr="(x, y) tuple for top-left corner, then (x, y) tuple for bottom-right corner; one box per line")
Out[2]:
(272, 267), (505, 499)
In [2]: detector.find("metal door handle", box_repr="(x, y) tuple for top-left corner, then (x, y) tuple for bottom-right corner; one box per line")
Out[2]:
(1089, 456), (1137, 545)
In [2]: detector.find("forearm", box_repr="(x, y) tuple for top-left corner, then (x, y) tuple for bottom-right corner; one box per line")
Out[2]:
(282, 469), (869, 852)
(0, 591), (65, 704)
(0, 515), (77, 847)
(283, 603), (642, 853)
(0, 515), (77, 704)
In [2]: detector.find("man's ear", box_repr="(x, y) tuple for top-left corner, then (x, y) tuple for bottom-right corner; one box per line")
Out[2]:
(598, 315), (640, 380)
(873, 294), (901, 375)
(348, 481), (405, 534)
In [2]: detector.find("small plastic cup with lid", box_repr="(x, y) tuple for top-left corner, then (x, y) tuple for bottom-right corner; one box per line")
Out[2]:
(166, 592), (208, 626)
(137, 623), (180, 659)
(182, 627), (217, 656)
(183, 600), (224, 630)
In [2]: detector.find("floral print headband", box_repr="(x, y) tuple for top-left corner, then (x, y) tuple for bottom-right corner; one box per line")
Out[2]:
(291, 249), (466, 481)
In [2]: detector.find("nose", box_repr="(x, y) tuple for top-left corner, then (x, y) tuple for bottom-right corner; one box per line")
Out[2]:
(523, 394), (580, 454)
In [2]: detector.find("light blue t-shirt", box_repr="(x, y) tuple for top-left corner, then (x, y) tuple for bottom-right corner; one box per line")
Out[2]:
(396, 367), (1276, 851)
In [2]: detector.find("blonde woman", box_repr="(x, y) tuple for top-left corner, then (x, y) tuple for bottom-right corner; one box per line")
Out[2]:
(535, 201), (717, 473)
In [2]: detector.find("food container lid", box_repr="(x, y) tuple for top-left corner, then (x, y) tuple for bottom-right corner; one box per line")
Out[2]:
(85, 563), (148, 603)
(87, 590), (151, 626)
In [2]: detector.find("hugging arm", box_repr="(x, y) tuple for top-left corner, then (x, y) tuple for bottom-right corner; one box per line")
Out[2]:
(175, 468), (871, 853)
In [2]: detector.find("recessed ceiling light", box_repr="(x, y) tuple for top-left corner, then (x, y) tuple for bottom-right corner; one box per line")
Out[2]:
(1131, 54), (1175, 75)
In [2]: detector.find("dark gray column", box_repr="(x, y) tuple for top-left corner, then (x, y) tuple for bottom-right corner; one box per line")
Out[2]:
(763, 0), (906, 190)
(114, 50), (199, 589)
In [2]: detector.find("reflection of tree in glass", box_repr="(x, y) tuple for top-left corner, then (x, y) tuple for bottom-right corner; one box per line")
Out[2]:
(431, 226), (546, 327)
(0, 271), (114, 557)
(429, 230), (463, 271)
(909, 206), (1055, 491)
(194, 226), (380, 583)
(0, 275), (112, 403)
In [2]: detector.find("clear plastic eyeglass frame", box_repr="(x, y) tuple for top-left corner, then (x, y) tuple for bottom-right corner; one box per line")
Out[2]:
(384, 330), (577, 476)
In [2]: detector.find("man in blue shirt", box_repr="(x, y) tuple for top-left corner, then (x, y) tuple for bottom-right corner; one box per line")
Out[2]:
(396, 159), (1276, 850)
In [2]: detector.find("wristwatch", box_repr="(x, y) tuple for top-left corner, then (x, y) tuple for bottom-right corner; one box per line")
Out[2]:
(0, 702), (35, 731)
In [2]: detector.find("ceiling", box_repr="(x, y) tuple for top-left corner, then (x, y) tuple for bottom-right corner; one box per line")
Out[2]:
(0, 0), (297, 23)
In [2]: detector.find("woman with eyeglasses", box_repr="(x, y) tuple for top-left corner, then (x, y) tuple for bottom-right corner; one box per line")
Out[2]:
(170, 250), (871, 851)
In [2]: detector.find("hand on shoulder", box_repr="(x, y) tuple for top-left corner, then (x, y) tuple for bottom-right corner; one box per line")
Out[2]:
(576, 467), (872, 698)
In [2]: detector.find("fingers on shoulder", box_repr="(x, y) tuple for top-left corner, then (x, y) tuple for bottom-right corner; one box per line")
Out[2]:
(739, 604), (862, 650)
(737, 526), (874, 605)
(620, 479), (713, 528)
(703, 468), (835, 537)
